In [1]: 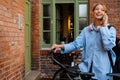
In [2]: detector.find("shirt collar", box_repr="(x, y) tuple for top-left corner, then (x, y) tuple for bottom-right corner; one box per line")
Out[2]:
(89, 23), (101, 32)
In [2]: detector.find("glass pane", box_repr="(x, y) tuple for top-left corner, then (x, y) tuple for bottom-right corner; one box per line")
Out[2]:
(79, 18), (87, 30)
(56, 32), (60, 43)
(56, 20), (60, 31)
(43, 32), (50, 44)
(56, 20), (60, 43)
(43, 5), (50, 17)
(79, 4), (87, 17)
(43, 18), (50, 30)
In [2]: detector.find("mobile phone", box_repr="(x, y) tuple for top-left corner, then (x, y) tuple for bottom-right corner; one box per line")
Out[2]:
(101, 15), (106, 24)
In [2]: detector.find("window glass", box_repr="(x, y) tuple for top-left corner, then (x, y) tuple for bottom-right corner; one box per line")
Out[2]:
(43, 18), (50, 30)
(43, 5), (50, 17)
(79, 4), (88, 32)
(43, 32), (50, 44)
(79, 18), (87, 30)
(56, 32), (60, 43)
(79, 4), (87, 17)
(56, 5), (61, 43)
(42, 4), (51, 45)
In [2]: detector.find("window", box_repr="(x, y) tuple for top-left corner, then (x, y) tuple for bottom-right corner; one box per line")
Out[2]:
(42, 4), (51, 46)
(79, 4), (88, 32)
(42, 0), (88, 48)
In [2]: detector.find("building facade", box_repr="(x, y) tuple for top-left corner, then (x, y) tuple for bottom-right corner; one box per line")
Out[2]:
(0, 0), (120, 80)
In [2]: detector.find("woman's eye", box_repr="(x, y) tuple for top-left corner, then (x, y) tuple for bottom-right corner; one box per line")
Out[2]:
(95, 8), (99, 10)
(102, 9), (104, 11)
(95, 8), (104, 12)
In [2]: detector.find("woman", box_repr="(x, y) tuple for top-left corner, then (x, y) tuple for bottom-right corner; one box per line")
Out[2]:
(51, 3), (116, 80)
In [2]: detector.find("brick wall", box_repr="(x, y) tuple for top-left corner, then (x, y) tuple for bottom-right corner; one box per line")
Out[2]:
(0, 0), (25, 80)
(40, 50), (60, 79)
(31, 0), (41, 70)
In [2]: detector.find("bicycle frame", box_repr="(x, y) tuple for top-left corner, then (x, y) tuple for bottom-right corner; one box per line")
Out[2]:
(48, 50), (95, 80)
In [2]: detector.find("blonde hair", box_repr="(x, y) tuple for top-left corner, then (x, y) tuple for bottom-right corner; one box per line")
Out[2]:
(92, 3), (107, 13)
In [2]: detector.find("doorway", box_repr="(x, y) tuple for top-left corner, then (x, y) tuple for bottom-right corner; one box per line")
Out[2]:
(55, 4), (74, 43)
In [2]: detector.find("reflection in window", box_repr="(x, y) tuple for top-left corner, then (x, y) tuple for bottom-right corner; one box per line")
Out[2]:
(79, 4), (87, 17)
(79, 18), (87, 30)
(43, 18), (50, 30)
(43, 32), (50, 44)
(43, 5), (50, 17)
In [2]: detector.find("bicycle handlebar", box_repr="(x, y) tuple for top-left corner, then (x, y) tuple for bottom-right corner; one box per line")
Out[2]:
(77, 72), (95, 76)
(48, 50), (95, 76)
(107, 73), (120, 77)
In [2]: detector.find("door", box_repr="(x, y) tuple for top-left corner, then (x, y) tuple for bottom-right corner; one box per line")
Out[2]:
(25, 0), (31, 74)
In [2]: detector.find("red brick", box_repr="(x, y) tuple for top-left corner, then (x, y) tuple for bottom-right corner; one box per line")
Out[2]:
(0, 0), (25, 80)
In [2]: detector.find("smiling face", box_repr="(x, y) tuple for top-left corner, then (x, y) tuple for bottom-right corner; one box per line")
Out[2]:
(93, 4), (107, 20)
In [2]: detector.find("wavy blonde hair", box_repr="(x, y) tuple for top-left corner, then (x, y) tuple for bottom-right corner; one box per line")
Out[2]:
(92, 3), (107, 13)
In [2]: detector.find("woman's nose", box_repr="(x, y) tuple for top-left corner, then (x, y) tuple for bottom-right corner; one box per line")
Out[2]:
(97, 9), (101, 12)
(97, 9), (103, 13)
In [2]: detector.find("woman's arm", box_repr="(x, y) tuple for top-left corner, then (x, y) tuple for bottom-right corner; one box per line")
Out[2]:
(100, 25), (116, 50)
(51, 27), (86, 54)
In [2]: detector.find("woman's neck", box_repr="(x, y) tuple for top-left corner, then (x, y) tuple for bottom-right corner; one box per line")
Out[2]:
(94, 19), (102, 27)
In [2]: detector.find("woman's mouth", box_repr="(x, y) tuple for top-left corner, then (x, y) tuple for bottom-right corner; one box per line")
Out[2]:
(96, 14), (103, 19)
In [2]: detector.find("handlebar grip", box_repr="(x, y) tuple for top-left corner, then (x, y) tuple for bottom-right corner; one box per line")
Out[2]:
(79, 72), (95, 76)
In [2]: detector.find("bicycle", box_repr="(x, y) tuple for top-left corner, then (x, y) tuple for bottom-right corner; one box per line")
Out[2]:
(107, 73), (120, 80)
(48, 50), (95, 80)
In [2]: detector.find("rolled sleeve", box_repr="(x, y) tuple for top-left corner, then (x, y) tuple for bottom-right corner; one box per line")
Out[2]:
(61, 42), (77, 54)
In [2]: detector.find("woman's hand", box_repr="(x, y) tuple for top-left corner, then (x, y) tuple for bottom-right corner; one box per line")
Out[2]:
(102, 13), (108, 26)
(51, 44), (64, 52)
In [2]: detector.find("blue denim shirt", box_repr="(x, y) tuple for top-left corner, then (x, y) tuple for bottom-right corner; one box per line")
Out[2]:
(61, 23), (116, 80)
